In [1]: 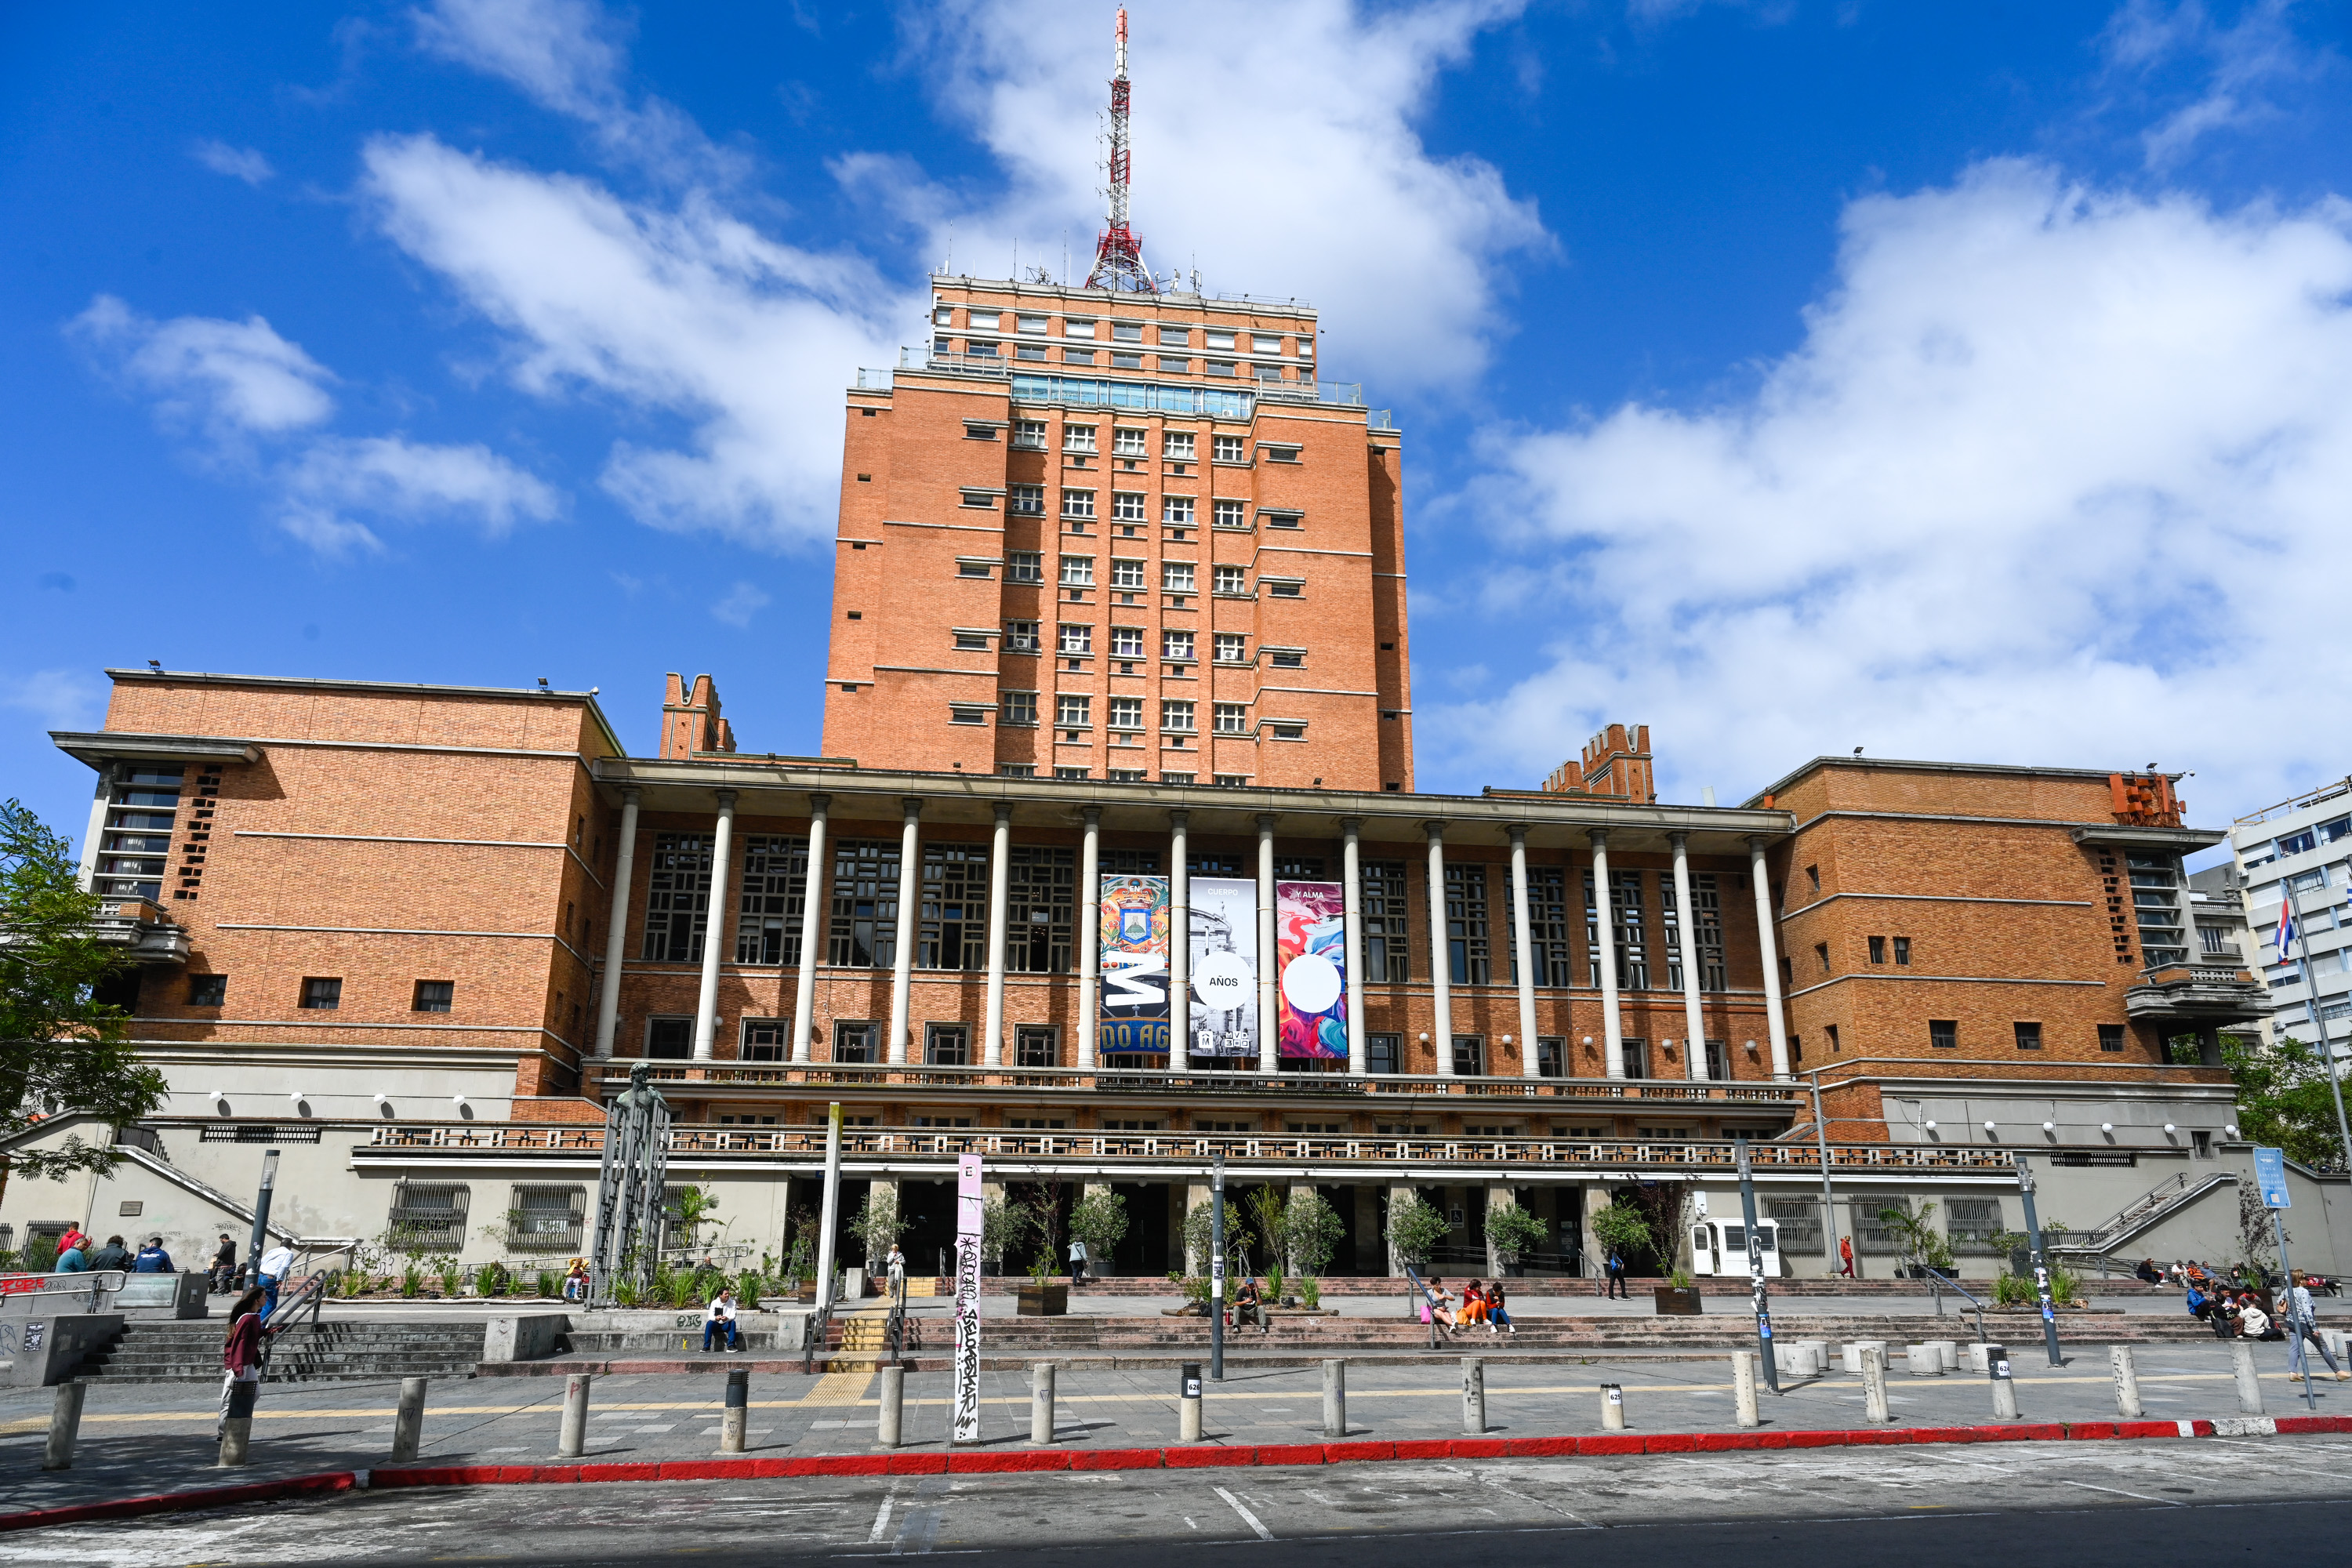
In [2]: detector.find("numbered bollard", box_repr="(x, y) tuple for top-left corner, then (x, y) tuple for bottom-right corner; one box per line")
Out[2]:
(1031, 1362), (1056, 1445)
(721, 1367), (750, 1454)
(1322, 1359), (1347, 1439)
(1461, 1357), (1486, 1435)
(2109, 1345), (2143, 1420)
(878, 1365), (906, 1448)
(43, 1382), (85, 1472)
(1733, 1351), (1760, 1428)
(2231, 1340), (2264, 1414)
(218, 1378), (260, 1468)
(557, 1373), (591, 1458)
(1600, 1382), (1626, 1432)
(1987, 1344), (2019, 1421)
(393, 1377), (427, 1462)
(1860, 1345), (1891, 1423)
(1180, 1361), (1204, 1443)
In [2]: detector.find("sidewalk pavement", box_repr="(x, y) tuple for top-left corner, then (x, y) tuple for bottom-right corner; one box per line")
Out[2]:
(5, 1340), (2345, 1519)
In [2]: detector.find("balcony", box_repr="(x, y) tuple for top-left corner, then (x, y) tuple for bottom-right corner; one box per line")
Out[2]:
(2123, 962), (2270, 1025)
(81, 897), (192, 964)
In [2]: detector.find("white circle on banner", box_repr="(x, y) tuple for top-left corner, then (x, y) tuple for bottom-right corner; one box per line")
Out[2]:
(1192, 950), (1254, 1007)
(1281, 952), (1341, 1014)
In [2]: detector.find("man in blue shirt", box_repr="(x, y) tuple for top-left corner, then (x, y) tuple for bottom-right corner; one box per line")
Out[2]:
(132, 1236), (175, 1272)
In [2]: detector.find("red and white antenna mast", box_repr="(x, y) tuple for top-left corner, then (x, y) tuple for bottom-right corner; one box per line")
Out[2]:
(1084, 9), (1156, 293)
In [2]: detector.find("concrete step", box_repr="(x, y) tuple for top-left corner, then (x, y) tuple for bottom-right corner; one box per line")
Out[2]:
(71, 1319), (488, 1382)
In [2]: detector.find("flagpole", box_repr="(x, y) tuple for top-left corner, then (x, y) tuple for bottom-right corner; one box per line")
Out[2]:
(2281, 878), (2352, 1179)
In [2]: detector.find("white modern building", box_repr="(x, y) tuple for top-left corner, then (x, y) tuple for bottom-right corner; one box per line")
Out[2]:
(2230, 775), (2352, 1062)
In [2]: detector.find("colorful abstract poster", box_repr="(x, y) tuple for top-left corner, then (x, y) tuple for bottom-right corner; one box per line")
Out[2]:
(1276, 880), (1348, 1059)
(1098, 874), (1171, 1054)
(1187, 877), (1258, 1058)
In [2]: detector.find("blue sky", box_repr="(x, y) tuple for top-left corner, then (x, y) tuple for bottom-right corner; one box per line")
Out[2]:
(8, 0), (2352, 852)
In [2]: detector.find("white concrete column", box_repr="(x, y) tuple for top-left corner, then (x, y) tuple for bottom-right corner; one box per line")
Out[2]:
(1592, 829), (1624, 1080)
(789, 794), (830, 1064)
(1425, 822), (1454, 1076)
(983, 801), (1012, 1067)
(1508, 826), (1537, 1078)
(76, 767), (111, 891)
(593, 786), (641, 1059)
(691, 790), (738, 1062)
(1170, 810), (1191, 1061)
(1257, 814), (1279, 1074)
(1750, 835), (1792, 1080)
(1078, 806), (1102, 1070)
(887, 798), (922, 1065)
(1341, 817), (1367, 1079)
(1671, 833), (1708, 1082)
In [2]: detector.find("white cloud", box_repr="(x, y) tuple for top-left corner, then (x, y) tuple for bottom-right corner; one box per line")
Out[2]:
(903, 1), (1549, 391)
(2100, 0), (2322, 167)
(71, 295), (336, 441)
(360, 132), (899, 549)
(1430, 159), (2352, 816)
(191, 140), (276, 184)
(278, 435), (562, 555)
(412, 0), (624, 121)
(710, 580), (771, 628)
(0, 669), (106, 731)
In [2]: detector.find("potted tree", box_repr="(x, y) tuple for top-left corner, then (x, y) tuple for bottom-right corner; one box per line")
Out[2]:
(1484, 1203), (1549, 1279)
(1284, 1189), (1348, 1309)
(1017, 1250), (1068, 1316)
(1069, 1190), (1130, 1283)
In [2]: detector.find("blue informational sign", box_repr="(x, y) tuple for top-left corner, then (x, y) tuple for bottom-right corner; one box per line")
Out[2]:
(2254, 1145), (2292, 1210)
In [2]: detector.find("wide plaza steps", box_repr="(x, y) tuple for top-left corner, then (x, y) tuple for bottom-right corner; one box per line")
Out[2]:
(71, 1319), (488, 1383)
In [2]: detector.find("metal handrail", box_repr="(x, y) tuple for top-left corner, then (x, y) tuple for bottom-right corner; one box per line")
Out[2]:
(0, 1269), (129, 1313)
(267, 1271), (330, 1338)
(801, 1267), (847, 1375)
(1400, 1266), (1444, 1349)
(884, 1272), (909, 1368)
(1919, 1266), (1988, 1343)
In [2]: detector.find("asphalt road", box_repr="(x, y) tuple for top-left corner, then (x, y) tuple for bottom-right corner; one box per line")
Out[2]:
(9, 1434), (2348, 1567)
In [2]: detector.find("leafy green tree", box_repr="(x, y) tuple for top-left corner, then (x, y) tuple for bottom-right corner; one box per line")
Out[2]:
(980, 1197), (1032, 1269)
(1283, 1189), (1348, 1277)
(2224, 1033), (2351, 1171)
(0, 800), (167, 1208)
(1069, 1190), (1129, 1269)
(1484, 1202), (1550, 1265)
(848, 1185), (908, 1266)
(1382, 1192), (1450, 1269)
(1590, 1200), (1653, 1267)
(1182, 1200), (1253, 1276)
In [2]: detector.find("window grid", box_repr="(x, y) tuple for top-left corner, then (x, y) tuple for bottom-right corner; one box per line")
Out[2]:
(1446, 862), (1490, 985)
(734, 835), (808, 965)
(641, 833), (712, 962)
(826, 839), (899, 968)
(919, 843), (989, 971)
(1361, 860), (1411, 983)
(1008, 847), (1075, 974)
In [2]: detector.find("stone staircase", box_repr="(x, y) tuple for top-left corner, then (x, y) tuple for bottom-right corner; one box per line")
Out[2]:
(71, 1319), (488, 1383)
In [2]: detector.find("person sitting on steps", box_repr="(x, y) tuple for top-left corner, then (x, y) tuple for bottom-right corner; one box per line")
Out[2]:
(1234, 1276), (1269, 1333)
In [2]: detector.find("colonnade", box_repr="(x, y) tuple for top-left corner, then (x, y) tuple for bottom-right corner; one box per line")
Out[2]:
(587, 795), (1793, 1082)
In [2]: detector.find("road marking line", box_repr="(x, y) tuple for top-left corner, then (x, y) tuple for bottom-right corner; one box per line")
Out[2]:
(1213, 1485), (1274, 1541)
(868, 1490), (898, 1544)
(2059, 1479), (2183, 1506)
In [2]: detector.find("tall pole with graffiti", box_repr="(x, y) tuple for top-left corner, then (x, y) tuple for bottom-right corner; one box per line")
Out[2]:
(952, 1152), (985, 1442)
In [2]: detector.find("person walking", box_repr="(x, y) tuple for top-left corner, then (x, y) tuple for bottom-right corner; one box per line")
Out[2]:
(258, 1242), (296, 1320)
(210, 1235), (238, 1294)
(1068, 1236), (1088, 1285)
(1604, 1247), (1628, 1300)
(1838, 1236), (1857, 1279)
(132, 1236), (174, 1273)
(884, 1243), (908, 1298)
(2281, 1269), (2348, 1381)
(702, 1287), (740, 1352)
(219, 1287), (269, 1439)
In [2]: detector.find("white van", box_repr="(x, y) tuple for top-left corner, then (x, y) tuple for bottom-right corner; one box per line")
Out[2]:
(1689, 1217), (1780, 1277)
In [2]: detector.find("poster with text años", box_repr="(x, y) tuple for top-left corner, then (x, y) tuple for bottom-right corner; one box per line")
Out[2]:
(1276, 880), (1348, 1060)
(1187, 877), (1258, 1058)
(1097, 874), (1171, 1055)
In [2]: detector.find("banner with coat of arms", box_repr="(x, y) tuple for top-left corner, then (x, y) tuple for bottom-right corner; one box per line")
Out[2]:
(1098, 874), (1171, 1054)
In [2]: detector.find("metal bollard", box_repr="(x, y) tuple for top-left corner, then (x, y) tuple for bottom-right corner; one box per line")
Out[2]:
(2109, 1345), (2143, 1420)
(393, 1377), (427, 1462)
(43, 1382), (85, 1472)
(1322, 1359), (1347, 1439)
(1600, 1382), (1626, 1432)
(1031, 1362), (1056, 1445)
(721, 1367), (750, 1454)
(1860, 1345), (1891, 1423)
(558, 1373), (591, 1458)
(1461, 1357), (1486, 1435)
(218, 1379), (259, 1468)
(878, 1365), (906, 1448)
(1179, 1361), (1203, 1443)
(1987, 1343), (2019, 1421)
(2231, 1340), (2264, 1414)
(1733, 1351), (1760, 1429)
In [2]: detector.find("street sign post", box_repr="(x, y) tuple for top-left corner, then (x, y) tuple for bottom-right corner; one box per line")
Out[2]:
(2253, 1146), (2315, 1410)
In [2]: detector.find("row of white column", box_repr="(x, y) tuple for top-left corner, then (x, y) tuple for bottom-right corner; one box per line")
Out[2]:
(589, 794), (1792, 1080)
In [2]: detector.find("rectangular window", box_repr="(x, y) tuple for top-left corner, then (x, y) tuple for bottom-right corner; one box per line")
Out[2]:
(412, 979), (454, 1013)
(1693, 873), (1726, 990)
(833, 1020), (878, 1064)
(2199, 924), (2230, 956)
(1516, 865), (1570, 985)
(2099, 1023), (2126, 1052)
(827, 839), (901, 968)
(1058, 623), (1091, 655)
(387, 1181), (470, 1251)
(641, 833), (712, 962)
(1060, 555), (1094, 585)
(1213, 774), (1249, 786)
(1014, 1025), (1058, 1067)
(1367, 1033), (1401, 1075)
(1586, 870), (1649, 989)
(187, 973), (227, 1007)
(509, 1184), (586, 1252)
(299, 976), (342, 1010)
(1868, 935), (1886, 964)
(1535, 1036), (1566, 1077)
(1162, 771), (1195, 785)
(1214, 633), (1247, 663)
(1265, 579), (1302, 597)
(1110, 625), (1145, 658)
(1112, 350), (1144, 368)
(1620, 1038), (1650, 1079)
(1065, 348), (1097, 365)
(1064, 423), (1097, 450)
(1214, 565), (1247, 593)
(1162, 561), (1195, 593)
(1929, 1019), (1958, 1049)
(1361, 860), (1410, 983)
(1163, 495), (1194, 524)
(1107, 768), (1147, 782)
(646, 1017), (691, 1058)
(1057, 695), (1091, 728)
(733, 835), (809, 965)
(1893, 935), (1911, 966)
(1112, 425), (1147, 453)
(1451, 1034), (1486, 1076)
(998, 764), (1035, 778)
(1163, 430), (1195, 459)
(1056, 766), (1091, 780)
(1110, 557), (1145, 588)
(920, 842), (989, 971)
(1016, 343), (1047, 361)
(956, 556), (992, 575)
(1766, 1198), (1824, 1255)
(1109, 697), (1145, 730)
(2127, 853), (2188, 966)
(1001, 690), (1038, 725)
(1062, 492), (1095, 519)
(968, 310), (1000, 329)
(1159, 327), (1191, 347)
(1005, 619), (1039, 652)
(1212, 499), (1247, 528)
(1009, 846), (1075, 973)
(1825, 1023), (1840, 1054)
(1163, 630), (1194, 660)
(1852, 1196), (1908, 1255)
(953, 630), (990, 651)
(1008, 485), (1044, 517)
(2013, 1021), (2043, 1051)
(1213, 702), (1250, 735)
(741, 1018), (789, 1062)
(96, 764), (183, 900)
(1268, 649), (1304, 669)
(1111, 492), (1146, 523)
(1213, 434), (1246, 462)
(1446, 862), (1490, 985)
(1013, 419), (1047, 448)
(1162, 700), (1195, 731)
(1945, 1197), (2004, 1254)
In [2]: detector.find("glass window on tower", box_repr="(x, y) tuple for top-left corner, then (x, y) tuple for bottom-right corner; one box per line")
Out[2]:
(96, 764), (184, 900)
(2126, 854), (2189, 967)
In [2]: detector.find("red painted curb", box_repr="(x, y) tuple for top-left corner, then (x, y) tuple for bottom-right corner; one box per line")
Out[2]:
(0, 1471), (356, 1534)
(1575, 1434), (1642, 1455)
(1164, 1445), (1255, 1468)
(1502, 1436), (1577, 1457)
(885, 1454), (950, 1475)
(1325, 1440), (1396, 1462)
(949, 1450), (1071, 1473)
(1069, 1448), (1161, 1470)
(1256, 1443), (1329, 1467)
(1448, 1439), (1508, 1459)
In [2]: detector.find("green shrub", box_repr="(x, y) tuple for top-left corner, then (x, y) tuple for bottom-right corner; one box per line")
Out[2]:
(1382, 1193), (1451, 1269)
(434, 1257), (463, 1298)
(1484, 1204), (1550, 1264)
(401, 1263), (424, 1298)
(1300, 1276), (1321, 1309)
(613, 1276), (641, 1308)
(477, 1261), (510, 1298)
(535, 1271), (557, 1298)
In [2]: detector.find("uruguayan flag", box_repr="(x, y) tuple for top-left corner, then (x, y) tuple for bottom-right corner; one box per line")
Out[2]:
(2274, 894), (2299, 963)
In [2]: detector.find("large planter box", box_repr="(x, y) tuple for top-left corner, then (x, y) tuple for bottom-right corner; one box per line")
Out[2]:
(1016, 1285), (1069, 1316)
(1653, 1287), (1704, 1316)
